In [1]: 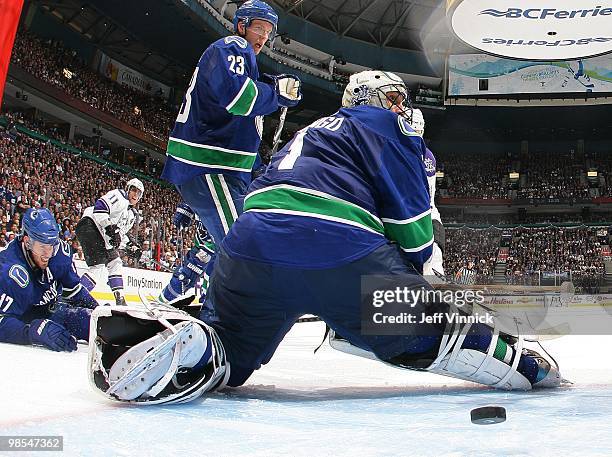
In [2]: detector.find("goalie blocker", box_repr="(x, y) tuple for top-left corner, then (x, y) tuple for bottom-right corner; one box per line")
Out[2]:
(88, 301), (229, 404)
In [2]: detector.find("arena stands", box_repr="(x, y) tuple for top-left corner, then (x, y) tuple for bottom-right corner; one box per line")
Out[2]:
(0, 114), (193, 271)
(10, 31), (176, 141)
(438, 151), (510, 199)
(444, 228), (500, 284)
(443, 226), (608, 292)
(518, 151), (590, 200)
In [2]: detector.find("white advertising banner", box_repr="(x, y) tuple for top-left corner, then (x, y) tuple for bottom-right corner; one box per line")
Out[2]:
(448, 53), (612, 96)
(74, 260), (202, 305)
(98, 53), (171, 99)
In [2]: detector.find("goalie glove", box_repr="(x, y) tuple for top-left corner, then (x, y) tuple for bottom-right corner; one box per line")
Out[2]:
(277, 74), (302, 107)
(104, 224), (121, 249)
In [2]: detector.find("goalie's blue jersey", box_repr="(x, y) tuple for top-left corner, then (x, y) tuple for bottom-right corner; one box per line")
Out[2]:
(222, 105), (434, 270)
(162, 36), (279, 186)
(0, 239), (85, 344)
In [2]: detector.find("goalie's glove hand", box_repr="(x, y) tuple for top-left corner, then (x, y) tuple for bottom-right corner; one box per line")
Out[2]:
(274, 74), (302, 107)
(28, 319), (77, 352)
(105, 224), (121, 248)
(173, 203), (195, 230)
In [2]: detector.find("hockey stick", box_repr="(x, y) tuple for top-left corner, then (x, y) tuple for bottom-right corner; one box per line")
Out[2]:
(148, 256), (174, 273)
(177, 228), (184, 267)
(271, 106), (288, 154)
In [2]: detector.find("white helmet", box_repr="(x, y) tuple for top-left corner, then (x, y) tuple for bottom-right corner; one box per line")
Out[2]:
(126, 178), (144, 204)
(409, 108), (425, 137)
(342, 70), (410, 119)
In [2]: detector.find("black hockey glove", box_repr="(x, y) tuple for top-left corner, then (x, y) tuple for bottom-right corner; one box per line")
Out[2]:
(105, 224), (122, 248)
(125, 239), (142, 260)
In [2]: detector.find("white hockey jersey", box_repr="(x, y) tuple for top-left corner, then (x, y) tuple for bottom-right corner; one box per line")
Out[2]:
(83, 189), (136, 250)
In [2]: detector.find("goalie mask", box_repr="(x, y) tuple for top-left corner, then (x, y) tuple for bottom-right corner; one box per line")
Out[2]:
(342, 71), (411, 120)
(88, 302), (229, 405)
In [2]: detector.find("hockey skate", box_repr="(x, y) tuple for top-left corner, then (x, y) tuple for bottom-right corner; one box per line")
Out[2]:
(114, 291), (127, 307)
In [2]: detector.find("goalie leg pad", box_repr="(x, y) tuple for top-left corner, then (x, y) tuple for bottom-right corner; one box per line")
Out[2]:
(328, 315), (561, 390)
(418, 319), (561, 390)
(107, 321), (211, 401)
(88, 303), (229, 404)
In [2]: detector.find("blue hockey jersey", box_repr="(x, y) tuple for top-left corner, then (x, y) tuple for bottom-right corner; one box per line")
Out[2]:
(162, 36), (280, 186)
(0, 239), (87, 344)
(223, 105), (434, 270)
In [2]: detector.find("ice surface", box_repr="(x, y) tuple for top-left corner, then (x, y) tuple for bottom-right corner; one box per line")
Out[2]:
(1, 322), (611, 456)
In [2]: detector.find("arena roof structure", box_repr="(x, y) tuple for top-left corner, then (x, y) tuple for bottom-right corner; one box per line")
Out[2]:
(269, 0), (447, 51)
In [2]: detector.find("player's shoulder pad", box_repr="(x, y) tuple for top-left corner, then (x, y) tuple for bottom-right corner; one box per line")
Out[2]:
(7, 263), (30, 289)
(118, 189), (128, 200)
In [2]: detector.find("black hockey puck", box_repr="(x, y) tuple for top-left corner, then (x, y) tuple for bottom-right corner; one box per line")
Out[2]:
(470, 406), (506, 425)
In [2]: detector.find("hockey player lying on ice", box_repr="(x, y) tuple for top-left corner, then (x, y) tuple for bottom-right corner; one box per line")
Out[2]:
(88, 71), (563, 404)
(0, 208), (96, 352)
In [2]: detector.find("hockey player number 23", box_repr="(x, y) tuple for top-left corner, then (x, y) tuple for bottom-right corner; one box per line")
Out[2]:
(227, 56), (245, 75)
(176, 68), (199, 124)
(278, 116), (344, 170)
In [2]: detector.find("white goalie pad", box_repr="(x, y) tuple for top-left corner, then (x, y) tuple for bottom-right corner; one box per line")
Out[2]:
(328, 312), (562, 391)
(426, 323), (532, 390)
(88, 301), (229, 405)
(107, 321), (208, 401)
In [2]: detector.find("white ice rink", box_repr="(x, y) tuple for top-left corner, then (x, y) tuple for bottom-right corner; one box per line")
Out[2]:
(1, 322), (611, 457)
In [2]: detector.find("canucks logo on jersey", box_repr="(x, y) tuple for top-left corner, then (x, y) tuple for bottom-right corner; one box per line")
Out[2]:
(9, 264), (29, 288)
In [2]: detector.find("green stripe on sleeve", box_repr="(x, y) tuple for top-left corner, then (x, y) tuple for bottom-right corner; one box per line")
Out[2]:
(226, 78), (258, 116)
(383, 212), (434, 252)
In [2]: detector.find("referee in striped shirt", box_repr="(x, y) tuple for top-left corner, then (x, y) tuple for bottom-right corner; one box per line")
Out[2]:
(455, 260), (477, 285)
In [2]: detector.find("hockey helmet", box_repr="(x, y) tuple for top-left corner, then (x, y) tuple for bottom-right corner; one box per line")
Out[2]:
(21, 208), (59, 246)
(409, 108), (425, 137)
(342, 70), (411, 119)
(126, 178), (144, 203)
(233, 0), (278, 40)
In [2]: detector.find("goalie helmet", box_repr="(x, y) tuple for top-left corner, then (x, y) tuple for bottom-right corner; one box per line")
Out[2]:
(88, 302), (229, 405)
(409, 108), (425, 137)
(342, 70), (411, 120)
(233, 0), (278, 40)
